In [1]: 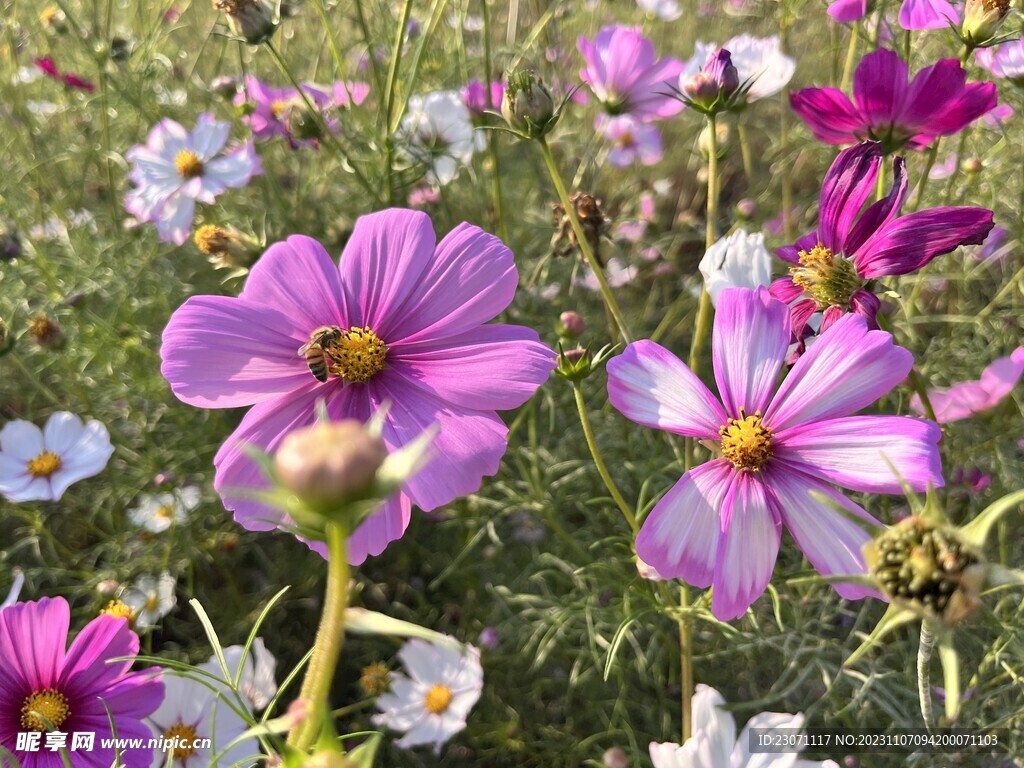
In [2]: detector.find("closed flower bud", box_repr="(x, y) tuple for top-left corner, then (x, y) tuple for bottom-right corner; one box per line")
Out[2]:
(212, 0), (277, 45)
(962, 0), (1011, 45)
(558, 311), (587, 338)
(27, 314), (64, 349)
(962, 157), (983, 174)
(736, 198), (758, 219)
(603, 747), (629, 768)
(502, 69), (556, 139)
(683, 49), (740, 113)
(274, 420), (388, 510)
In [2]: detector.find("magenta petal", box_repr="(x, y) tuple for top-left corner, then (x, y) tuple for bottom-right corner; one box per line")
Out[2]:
(853, 207), (994, 277)
(712, 288), (791, 416)
(790, 88), (862, 144)
(818, 142), (882, 253)
(898, 59), (969, 133)
(912, 347), (1024, 422)
(241, 235), (349, 331)
(773, 415), (943, 493)
(60, 615), (138, 699)
(385, 222), (519, 344)
(0, 597), (68, 689)
(348, 494), (412, 566)
(775, 231), (818, 264)
(635, 460), (735, 588)
(391, 325), (555, 411)
(850, 290), (881, 328)
(711, 473), (780, 621)
(819, 305), (845, 333)
(769, 276), (803, 304)
(607, 340), (728, 440)
(853, 50), (909, 129)
(765, 313), (913, 430)
(160, 295), (312, 408)
(922, 82), (999, 136)
(898, 0), (958, 30)
(789, 299), (819, 339)
(845, 155), (908, 256)
(764, 464), (881, 601)
(828, 0), (868, 21)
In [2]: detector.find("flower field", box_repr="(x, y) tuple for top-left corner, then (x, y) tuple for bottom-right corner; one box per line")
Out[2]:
(1, 0), (1023, 766)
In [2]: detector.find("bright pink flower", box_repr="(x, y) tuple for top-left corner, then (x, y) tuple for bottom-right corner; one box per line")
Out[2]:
(607, 288), (943, 620)
(827, 0), (958, 30)
(790, 49), (997, 152)
(770, 142), (993, 335)
(460, 80), (505, 119)
(911, 347), (1024, 423)
(0, 597), (164, 767)
(160, 209), (555, 565)
(33, 56), (95, 92)
(578, 25), (684, 121)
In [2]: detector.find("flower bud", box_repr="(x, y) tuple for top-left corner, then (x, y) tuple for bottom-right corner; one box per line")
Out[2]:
(736, 198), (758, 220)
(274, 420), (388, 510)
(962, 157), (983, 174)
(603, 747), (629, 768)
(212, 0), (277, 45)
(502, 69), (556, 139)
(27, 314), (64, 349)
(194, 224), (260, 269)
(683, 49), (739, 112)
(558, 311), (587, 338)
(962, 0), (1010, 45)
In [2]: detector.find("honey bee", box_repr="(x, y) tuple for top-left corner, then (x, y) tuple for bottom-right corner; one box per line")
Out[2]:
(298, 325), (343, 382)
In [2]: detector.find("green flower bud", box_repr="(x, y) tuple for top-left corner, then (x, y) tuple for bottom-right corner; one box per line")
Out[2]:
(502, 70), (556, 139)
(962, 0), (1011, 46)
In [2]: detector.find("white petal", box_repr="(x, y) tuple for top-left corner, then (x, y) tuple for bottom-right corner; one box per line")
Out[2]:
(0, 420), (45, 460)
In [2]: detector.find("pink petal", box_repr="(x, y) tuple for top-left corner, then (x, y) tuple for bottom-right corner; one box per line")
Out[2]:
(60, 615), (139, 699)
(817, 142), (882, 254)
(828, 0), (868, 22)
(853, 49), (909, 131)
(0, 597), (69, 689)
(607, 340), (728, 440)
(789, 88), (862, 144)
(348, 494), (413, 566)
(898, 0), (958, 30)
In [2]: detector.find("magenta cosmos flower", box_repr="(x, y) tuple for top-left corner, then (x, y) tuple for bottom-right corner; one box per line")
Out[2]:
(770, 142), (993, 335)
(790, 49), (997, 152)
(607, 287), (944, 620)
(0, 597), (163, 768)
(578, 25), (684, 121)
(828, 0), (957, 30)
(160, 208), (555, 565)
(125, 114), (262, 245)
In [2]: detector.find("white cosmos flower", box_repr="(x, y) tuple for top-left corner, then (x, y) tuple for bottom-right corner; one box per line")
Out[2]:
(699, 229), (773, 306)
(637, 0), (683, 21)
(1, 572), (25, 611)
(373, 637), (484, 752)
(146, 673), (259, 768)
(0, 412), (114, 502)
(682, 36), (795, 103)
(122, 571), (177, 630)
(399, 91), (478, 185)
(128, 486), (201, 533)
(198, 638), (278, 711)
(650, 686), (839, 768)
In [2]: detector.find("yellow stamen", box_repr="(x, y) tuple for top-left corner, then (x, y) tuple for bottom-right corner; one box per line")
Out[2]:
(27, 451), (62, 478)
(155, 505), (176, 520)
(163, 722), (199, 759)
(101, 599), (136, 627)
(21, 689), (71, 732)
(789, 243), (864, 309)
(719, 410), (772, 471)
(175, 150), (204, 179)
(270, 100), (289, 119)
(326, 326), (388, 383)
(423, 683), (454, 715)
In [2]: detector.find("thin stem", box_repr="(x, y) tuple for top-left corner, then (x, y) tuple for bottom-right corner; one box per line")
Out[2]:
(910, 139), (940, 212)
(572, 382), (638, 536)
(383, 0), (414, 202)
(736, 121), (754, 189)
(312, 0), (348, 79)
(840, 21), (859, 92)
(918, 621), (936, 729)
(481, 0), (508, 243)
(286, 525), (350, 752)
(907, 367), (937, 422)
(353, 0), (385, 97)
(538, 137), (634, 343)
(679, 586), (693, 741)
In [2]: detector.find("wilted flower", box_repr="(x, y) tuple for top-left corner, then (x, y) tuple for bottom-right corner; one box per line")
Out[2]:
(122, 571), (176, 630)
(0, 412), (114, 502)
(125, 114), (262, 245)
(682, 35), (795, 104)
(699, 229), (773, 305)
(790, 50), (997, 152)
(212, 0), (277, 44)
(26, 314), (64, 348)
(598, 114), (663, 166)
(911, 347), (1024, 422)
(373, 638), (484, 752)
(399, 91), (478, 185)
(501, 69), (556, 139)
(127, 486), (201, 533)
(608, 287), (943, 620)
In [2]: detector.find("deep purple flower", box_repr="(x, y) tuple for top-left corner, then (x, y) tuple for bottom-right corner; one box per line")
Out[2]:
(160, 209), (555, 565)
(770, 142), (993, 335)
(0, 597), (163, 767)
(790, 49), (997, 152)
(911, 347), (1024, 422)
(682, 48), (740, 111)
(607, 288), (943, 620)
(578, 25), (684, 121)
(460, 80), (505, 119)
(827, 0), (958, 30)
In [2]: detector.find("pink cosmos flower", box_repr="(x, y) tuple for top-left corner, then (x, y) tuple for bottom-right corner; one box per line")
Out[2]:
(911, 347), (1024, 423)
(790, 49), (997, 152)
(977, 40), (1024, 84)
(460, 80), (505, 119)
(160, 209), (555, 565)
(0, 597), (164, 767)
(827, 0), (957, 30)
(770, 142), (993, 336)
(607, 287), (944, 620)
(598, 114), (663, 166)
(578, 25), (684, 121)
(235, 76), (331, 142)
(125, 114), (261, 245)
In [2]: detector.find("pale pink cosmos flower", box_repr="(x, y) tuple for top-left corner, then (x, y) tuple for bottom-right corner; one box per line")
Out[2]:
(911, 347), (1024, 423)
(598, 114), (663, 167)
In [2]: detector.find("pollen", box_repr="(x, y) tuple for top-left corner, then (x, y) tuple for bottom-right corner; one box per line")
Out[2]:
(719, 410), (772, 471)
(175, 149), (205, 179)
(359, 662), (391, 697)
(789, 243), (865, 309)
(27, 451), (62, 478)
(164, 722), (199, 759)
(423, 683), (454, 715)
(326, 326), (388, 383)
(194, 224), (229, 255)
(21, 689), (71, 732)
(101, 599), (137, 626)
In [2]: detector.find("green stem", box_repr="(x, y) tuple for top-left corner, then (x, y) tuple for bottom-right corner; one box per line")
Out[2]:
(907, 367), (937, 423)
(840, 21), (859, 92)
(572, 382), (638, 536)
(910, 139), (940, 212)
(679, 586), (694, 741)
(736, 121), (754, 189)
(312, 0), (348, 79)
(286, 525), (350, 752)
(383, 0), (414, 202)
(481, 0), (508, 243)
(538, 137), (634, 343)
(353, 0), (385, 97)
(918, 621), (936, 729)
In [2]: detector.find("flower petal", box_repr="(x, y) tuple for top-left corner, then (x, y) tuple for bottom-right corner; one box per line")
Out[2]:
(817, 142), (882, 254)
(844, 155), (908, 257)
(50, 420), (114, 500)
(764, 313), (913, 430)
(0, 597), (69, 689)
(348, 494), (413, 566)
(789, 88), (862, 145)
(60, 615), (139, 699)
(898, 0), (958, 30)
(607, 340), (728, 440)
(0, 420), (45, 460)
(852, 49), (909, 129)
(691, 685), (735, 765)
(42, 412), (86, 454)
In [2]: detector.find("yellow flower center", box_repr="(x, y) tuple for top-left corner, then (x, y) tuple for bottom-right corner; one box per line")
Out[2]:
(270, 100), (289, 119)
(175, 150), (204, 179)
(789, 243), (865, 309)
(322, 326), (388, 383)
(21, 689), (71, 732)
(27, 451), (62, 478)
(163, 722), (199, 759)
(101, 599), (136, 626)
(155, 505), (176, 520)
(423, 684), (454, 715)
(39, 7), (61, 24)
(144, 593), (161, 612)
(194, 224), (229, 255)
(719, 410), (772, 471)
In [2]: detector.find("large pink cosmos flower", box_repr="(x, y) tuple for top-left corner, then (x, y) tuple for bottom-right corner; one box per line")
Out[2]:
(578, 25), (684, 122)
(911, 347), (1024, 423)
(790, 49), (997, 152)
(0, 597), (163, 768)
(828, 0), (957, 30)
(160, 209), (555, 565)
(607, 288), (943, 620)
(770, 142), (993, 336)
